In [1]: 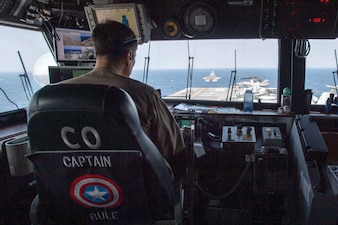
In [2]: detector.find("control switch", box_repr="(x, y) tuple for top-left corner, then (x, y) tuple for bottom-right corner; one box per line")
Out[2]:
(262, 127), (283, 147)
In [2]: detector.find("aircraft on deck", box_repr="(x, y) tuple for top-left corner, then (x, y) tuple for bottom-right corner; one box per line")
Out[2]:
(203, 70), (221, 82)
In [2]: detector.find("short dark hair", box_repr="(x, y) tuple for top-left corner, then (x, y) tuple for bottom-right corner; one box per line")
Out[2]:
(92, 20), (137, 61)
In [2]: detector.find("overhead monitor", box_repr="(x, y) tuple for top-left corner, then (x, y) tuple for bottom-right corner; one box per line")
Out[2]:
(84, 3), (151, 44)
(55, 28), (95, 63)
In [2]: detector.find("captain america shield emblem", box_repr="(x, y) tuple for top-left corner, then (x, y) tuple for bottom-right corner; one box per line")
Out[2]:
(69, 174), (123, 208)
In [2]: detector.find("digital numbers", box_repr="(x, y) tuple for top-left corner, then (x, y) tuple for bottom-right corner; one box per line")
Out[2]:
(308, 17), (326, 23)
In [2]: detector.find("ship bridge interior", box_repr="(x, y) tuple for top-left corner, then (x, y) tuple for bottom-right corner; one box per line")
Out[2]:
(0, 1), (338, 225)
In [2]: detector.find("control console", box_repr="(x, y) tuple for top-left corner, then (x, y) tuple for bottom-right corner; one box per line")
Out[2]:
(255, 127), (288, 194)
(262, 127), (283, 147)
(222, 125), (256, 143)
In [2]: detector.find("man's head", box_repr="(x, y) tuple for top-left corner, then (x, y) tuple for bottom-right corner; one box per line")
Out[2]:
(92, 20), (138, 76)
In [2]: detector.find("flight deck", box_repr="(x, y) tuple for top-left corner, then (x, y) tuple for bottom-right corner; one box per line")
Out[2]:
(165, 87), (277, 103)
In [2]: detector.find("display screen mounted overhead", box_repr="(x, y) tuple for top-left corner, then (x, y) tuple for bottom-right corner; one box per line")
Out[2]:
(84, 3), (151, 44)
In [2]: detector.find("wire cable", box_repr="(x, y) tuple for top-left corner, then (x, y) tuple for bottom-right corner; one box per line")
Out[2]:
(195, 159), (252, 199)
(58, 0), (64, 26)
(294, 39), (310, 58)
(0, 87), (19, 110)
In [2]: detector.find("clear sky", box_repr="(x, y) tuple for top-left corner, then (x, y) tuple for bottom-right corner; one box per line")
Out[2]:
(135, 39), (279, 69)
(0, 26), (56, 73)
(1, 25), (338, 77)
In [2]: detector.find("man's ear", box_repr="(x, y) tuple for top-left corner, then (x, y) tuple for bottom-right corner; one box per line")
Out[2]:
(127, 50), (133, 61)
(122, 50), (132, 66)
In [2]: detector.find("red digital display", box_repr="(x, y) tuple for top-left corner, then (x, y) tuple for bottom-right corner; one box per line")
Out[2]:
(308, 17), (326, 23)
(261, 0), (338, 38)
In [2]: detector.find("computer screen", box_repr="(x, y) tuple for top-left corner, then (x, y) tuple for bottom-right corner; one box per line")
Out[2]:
(55, 28), (95, 62)
(49, 66), (93, 83)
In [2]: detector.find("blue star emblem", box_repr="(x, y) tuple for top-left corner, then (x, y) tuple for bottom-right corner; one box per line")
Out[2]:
(84, 185), (110, 203)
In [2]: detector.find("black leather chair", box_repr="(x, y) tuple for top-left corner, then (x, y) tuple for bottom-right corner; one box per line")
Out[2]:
(27, 84), (179, 225)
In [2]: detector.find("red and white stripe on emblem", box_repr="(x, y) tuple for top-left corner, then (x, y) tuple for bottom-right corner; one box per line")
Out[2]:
(69, 174), (123, 208)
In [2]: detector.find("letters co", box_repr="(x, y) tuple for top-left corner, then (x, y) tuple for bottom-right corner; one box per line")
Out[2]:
(61, 126), (101, 149)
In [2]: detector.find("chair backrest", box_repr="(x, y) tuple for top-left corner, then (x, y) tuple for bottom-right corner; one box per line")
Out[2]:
(27, 84), (174, 224)
(27, 150), (147, 224)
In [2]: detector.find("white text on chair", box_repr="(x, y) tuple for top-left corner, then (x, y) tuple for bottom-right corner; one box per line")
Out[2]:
(61, 126), (102, 149)
(63, 155), (112, 168)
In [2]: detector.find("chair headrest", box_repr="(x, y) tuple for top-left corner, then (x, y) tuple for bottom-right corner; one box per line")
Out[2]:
(29, 84), (141, 135)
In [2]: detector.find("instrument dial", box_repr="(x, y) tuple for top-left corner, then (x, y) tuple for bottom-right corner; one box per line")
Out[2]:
(183, 3), (217, 37)
(162, 19), (181, 39)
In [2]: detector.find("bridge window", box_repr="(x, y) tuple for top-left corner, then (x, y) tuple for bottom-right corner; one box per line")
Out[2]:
(132, 39), (278, 103)
(305, 39), (338, 105)
(0, 25), (56, 114)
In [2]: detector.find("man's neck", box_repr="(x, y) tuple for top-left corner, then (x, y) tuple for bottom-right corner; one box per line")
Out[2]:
(95, 56), (126, 77)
